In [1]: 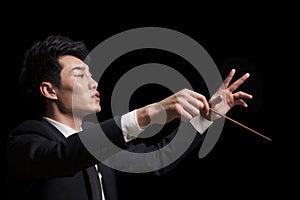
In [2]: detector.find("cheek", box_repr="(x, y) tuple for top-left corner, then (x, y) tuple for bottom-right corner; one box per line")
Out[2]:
(73, 81), (86, 94)
(73, 82), (94, 106)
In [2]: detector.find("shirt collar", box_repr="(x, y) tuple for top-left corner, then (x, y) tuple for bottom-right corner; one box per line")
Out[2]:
(43, 117), (82, 138)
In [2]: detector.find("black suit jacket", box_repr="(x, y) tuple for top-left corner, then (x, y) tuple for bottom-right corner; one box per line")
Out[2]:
(6, 117), (205, 200)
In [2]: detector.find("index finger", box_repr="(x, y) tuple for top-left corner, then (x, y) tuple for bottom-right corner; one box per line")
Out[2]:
(189, 90), (210, 114)
(223, 69), (236, 88)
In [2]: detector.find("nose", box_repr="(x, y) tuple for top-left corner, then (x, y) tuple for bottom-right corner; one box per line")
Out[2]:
(89, 77), (98, 90)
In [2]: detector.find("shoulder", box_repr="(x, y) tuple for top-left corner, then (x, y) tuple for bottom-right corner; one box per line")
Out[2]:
(15, 119), (48, 130)
(8, 119), (55, 138)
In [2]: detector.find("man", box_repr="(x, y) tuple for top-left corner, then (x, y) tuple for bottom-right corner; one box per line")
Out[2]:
(6, 35), (252, 200)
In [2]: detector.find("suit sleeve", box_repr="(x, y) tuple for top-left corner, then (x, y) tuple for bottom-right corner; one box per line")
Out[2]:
(6, 116), (126, 180)
(103, 121), (206, 175)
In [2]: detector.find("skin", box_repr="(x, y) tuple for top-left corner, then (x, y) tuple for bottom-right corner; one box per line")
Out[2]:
(39, 55), (252, 131)
(207, 69), (252, 120)
(40, 55), (100, 131)
(136, 69), (252, 126)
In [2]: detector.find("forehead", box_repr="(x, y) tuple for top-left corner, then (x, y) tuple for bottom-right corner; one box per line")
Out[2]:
(58, 55), (89, 71)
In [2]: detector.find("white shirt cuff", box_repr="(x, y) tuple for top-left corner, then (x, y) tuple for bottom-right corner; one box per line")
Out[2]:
(121, 109), (145, 142)
(189, 115), (213, 134)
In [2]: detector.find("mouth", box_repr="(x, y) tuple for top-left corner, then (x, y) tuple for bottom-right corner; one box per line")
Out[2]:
(92, 92), (100, 101)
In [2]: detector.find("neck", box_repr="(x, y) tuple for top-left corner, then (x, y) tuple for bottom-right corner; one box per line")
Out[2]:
(44, 111), (83, 131)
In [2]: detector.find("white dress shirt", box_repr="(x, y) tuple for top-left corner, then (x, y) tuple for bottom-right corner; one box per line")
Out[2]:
(121, 109), (213, 141)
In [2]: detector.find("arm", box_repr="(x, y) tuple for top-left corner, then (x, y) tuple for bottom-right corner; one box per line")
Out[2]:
(136, 88), (210, 127)
(136, 69), (252, 126)
(110, 69), (252, 174)
(6, 117), (126, 180)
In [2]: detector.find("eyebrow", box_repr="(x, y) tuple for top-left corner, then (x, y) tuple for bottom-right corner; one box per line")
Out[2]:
(71, 66), (87, 71)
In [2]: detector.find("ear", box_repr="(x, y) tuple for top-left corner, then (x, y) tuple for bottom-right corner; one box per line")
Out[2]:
(40, 82), (58, 100)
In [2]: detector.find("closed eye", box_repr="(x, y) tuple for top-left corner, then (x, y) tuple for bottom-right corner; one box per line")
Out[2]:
(75, 74), (85, 78)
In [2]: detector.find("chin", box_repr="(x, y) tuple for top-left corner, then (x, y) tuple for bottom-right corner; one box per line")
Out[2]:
(95, 107), (101, 113)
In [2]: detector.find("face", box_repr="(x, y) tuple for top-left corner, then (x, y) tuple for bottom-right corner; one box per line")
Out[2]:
(56, 55), (101, 117)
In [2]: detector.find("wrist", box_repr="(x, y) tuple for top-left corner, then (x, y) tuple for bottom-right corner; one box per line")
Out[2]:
(136, 103), (167, 127)
(136, 104), (152, 127)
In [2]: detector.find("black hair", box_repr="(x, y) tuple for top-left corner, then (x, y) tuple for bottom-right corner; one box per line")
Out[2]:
(19, 35), (89, 116)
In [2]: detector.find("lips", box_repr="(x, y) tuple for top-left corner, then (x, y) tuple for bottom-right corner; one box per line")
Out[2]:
(92, 91), (100, 100)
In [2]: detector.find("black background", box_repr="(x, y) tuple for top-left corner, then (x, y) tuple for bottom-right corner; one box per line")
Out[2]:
(2, 5), (293, 199)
